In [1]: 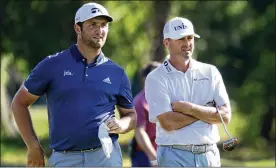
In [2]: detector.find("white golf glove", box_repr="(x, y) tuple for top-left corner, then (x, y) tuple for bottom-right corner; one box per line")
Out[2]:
(98, 122), (113, 159)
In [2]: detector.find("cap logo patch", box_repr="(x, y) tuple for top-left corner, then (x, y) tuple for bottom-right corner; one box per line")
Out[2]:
(91, 8), (102, 14)
(174, 23), (188, 31)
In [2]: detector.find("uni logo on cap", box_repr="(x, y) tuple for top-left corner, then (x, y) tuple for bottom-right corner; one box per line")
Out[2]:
(174, 23), (188, 31)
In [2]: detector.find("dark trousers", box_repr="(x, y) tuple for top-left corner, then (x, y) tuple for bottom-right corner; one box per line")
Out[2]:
(131, 150), (151, 167)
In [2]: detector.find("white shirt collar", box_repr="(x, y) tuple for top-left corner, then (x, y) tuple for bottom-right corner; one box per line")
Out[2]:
(95, 52), (109, 66)
(162, 58), (199, 73)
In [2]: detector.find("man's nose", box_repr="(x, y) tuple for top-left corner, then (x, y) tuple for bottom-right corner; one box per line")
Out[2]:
(180, 38), (189, 46)
(95, 26), (104, 35)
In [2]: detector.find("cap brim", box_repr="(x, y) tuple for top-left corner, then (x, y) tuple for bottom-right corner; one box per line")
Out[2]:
(170, 33), (200, 40)
(76, 14), (113, 24)
(194, 34), (200, 38)
(179, 33), (200, 39)
(96, 15), (113, 22)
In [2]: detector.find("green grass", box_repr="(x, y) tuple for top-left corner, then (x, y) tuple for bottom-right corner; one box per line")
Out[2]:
(28, 106), (135, 144)
(217, 110), (245, 141)
(1, 106), (275, 167)
(30, 106), (49, 138)
(221, 158), (275, 167)
(1, 106), (135, 167)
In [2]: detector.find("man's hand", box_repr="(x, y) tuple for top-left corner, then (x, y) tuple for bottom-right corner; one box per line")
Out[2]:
(150, 160), (158, 167)
(171, 101), (193, 115)
(106, 117), (123, 134)
(26, 145), (45, 167)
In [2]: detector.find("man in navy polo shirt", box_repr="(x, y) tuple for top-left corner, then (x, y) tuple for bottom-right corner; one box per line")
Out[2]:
(11, 2), (137, 167)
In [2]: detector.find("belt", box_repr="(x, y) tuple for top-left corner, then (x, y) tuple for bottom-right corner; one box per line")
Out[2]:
(163, 144), (214, 154)
(53, 146), (102, 153)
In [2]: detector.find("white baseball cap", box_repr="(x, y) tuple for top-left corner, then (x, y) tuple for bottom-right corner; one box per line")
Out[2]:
(163, 17), (200, 40)
(75, 3), (113, 24)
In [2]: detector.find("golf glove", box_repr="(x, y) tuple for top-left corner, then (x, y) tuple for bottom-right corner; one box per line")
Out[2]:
(98, 122), (113, 159)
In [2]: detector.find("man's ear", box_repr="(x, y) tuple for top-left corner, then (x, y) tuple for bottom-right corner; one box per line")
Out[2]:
(163, 39), (169, 48)
(74, 24), (81, 34)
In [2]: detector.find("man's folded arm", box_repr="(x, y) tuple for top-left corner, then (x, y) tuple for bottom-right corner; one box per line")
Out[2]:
(190, 104), (231, 124)
(156, 111), (198, 131)
(171, 101), (231, 124)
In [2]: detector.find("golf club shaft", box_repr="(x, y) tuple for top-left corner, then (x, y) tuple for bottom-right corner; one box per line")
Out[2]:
(216, 106), (232, 139)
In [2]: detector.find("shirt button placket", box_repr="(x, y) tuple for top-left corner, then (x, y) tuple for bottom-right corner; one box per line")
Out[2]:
(82, 58), (88, 81)
(184, 73), (191, 101)
(85, 66), (88, 77)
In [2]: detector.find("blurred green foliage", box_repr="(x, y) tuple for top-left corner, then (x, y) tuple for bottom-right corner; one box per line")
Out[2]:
(1, 0), (275, 165)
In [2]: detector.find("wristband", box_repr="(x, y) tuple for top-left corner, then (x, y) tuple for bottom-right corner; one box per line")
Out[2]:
(150, 160), (158, 166)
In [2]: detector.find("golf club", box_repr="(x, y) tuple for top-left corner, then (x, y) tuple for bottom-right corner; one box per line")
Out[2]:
(216, 106), (238, 151)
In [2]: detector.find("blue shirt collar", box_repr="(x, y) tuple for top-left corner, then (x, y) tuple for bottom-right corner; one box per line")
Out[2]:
(70, 44), (108, 66)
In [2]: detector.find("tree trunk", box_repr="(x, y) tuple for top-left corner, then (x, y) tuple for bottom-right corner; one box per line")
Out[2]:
(1, 86), (19, 138)
(151, 1), (171, 62)
(260, 104), (275, 142)
(1, 56), (20, 138)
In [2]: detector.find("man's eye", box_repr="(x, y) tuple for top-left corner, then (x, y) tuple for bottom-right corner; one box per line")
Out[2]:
(88, 24), (96, 29)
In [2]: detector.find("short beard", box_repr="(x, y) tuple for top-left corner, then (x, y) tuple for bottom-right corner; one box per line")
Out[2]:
(81, 33), (102, 49)
(184, 49), (193, 60)
(87, 39), (101, 49)
(184, 55), (190, 60)
(182, 52), (191, 61)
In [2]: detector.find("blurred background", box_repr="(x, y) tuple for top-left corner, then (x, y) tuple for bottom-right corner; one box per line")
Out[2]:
(1, 0), (275, 167)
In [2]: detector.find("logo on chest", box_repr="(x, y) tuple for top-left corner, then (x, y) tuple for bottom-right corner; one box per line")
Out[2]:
(194, 77), (209, 81)
(64, 70), (73, 76)
(103, 77), (112, 84)
(164, 61), (172, 72)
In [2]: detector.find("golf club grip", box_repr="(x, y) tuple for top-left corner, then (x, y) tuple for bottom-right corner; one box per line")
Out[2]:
(216, 106), (232, 139)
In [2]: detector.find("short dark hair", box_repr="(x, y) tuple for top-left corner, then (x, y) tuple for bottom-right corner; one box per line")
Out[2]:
(142, 61), (161, 77)
(76, 22), (84, 31)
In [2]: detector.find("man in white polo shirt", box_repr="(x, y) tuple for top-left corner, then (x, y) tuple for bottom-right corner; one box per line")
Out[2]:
(145, 17), (231, 167)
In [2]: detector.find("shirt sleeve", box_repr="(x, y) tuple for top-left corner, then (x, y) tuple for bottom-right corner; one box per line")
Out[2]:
(134, 97), (147, 128)
(213, 67), (231, 109)
(116, 70), (134, 109)
(24, 56), (52, 96)
(145, 75), (172, 123)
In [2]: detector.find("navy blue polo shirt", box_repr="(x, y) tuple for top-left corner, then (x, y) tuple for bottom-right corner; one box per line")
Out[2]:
(24, 44), (134, 151)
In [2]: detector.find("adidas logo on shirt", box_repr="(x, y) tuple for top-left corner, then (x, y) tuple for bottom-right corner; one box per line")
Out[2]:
(103, 77), (112, 84)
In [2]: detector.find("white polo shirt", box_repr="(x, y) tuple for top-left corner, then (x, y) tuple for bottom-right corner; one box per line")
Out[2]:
(145, 58), (231, 145)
